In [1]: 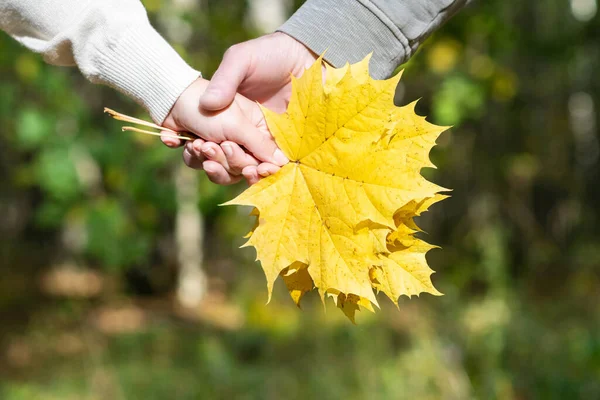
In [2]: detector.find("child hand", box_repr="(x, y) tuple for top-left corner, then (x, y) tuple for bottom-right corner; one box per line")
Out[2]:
(181, 139), (281, 185)
(160, 77), (288, 162)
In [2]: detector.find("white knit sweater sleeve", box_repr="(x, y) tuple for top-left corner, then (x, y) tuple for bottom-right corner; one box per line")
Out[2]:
(0, 0), (200, 123)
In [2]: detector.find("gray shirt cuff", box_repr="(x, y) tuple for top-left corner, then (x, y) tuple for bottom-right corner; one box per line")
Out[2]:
(278, 0), (409, 79)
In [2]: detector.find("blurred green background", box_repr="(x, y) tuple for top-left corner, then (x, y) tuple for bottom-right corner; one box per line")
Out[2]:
(1, 0), (599, 399)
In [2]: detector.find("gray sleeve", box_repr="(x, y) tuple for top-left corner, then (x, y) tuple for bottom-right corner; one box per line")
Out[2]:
(278, 0), (473, 79)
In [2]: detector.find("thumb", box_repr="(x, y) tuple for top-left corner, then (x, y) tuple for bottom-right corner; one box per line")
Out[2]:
(227, 117), (289, 166)
(200, 45), (251, 111)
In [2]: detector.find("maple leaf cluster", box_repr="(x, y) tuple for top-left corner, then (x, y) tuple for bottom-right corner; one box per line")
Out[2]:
(226, 55), (450, 322)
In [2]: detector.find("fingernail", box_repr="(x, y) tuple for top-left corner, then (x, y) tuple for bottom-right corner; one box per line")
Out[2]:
(222, 143), (233, 157)
(193, 140), (203, 153)
(273, 149), (289, 165)
(203, 147), (216, 157)
(258, 170), (271, 177)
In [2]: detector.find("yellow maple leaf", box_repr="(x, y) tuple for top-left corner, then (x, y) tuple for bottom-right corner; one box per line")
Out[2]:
(280, 262), (313, 307)
(225, 55), (449, 321)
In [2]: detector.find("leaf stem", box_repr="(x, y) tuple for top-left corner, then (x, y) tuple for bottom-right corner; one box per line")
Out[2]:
(104, 107), (195, 141)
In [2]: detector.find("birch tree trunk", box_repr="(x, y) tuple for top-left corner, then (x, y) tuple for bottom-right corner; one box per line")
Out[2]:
(162, 1), (207, 308)
(174, 163), (206, 308)
(248, 0), (290, 33)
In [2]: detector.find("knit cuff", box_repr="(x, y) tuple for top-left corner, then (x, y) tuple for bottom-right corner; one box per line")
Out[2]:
(92, 24), (200, 124)
(278, 0), (408, 80)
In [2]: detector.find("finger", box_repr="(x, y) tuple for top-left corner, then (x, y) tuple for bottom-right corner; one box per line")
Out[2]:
(182, 139), (207, 169)
(203, 161), (242, 185)
(225, 116), (289, 166)
(189, 138), (206, 158)
(161, 130), (183, 148)
(221, 141), (259, 175)
(199, 44), (252, 111)
(257, 162), (281, 178)
(242, 166), (260, 186)
(201, 142), (231, 172)
(182, 146), (205, 170)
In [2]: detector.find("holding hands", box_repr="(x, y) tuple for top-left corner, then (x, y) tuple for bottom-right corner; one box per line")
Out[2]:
(2, 0), (469, 187)
(159, 77), (288, 185)
(163, 33), (319, 186)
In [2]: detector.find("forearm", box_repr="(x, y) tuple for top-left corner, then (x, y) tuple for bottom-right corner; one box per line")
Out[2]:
(279, 0), (473, 79)
(0, 0), (199, 123)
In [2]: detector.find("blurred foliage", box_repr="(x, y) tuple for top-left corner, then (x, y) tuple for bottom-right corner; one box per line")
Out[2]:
(1, 0), (600, 399)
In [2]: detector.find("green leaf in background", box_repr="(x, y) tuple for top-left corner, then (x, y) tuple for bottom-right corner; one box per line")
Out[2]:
(432, 75), (485, 125)
(34, 201), (69, 229)
(1, 1), (600, 398)
(16, 108), (52, 150)
(0, 83), (16, 118)
(35, 146), (81, 201)
(86, 199), (151, 269)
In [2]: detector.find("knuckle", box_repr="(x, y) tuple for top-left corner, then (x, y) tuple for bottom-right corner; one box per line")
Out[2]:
(224, 44), (240, 58)
(225, 153), (244, 170)
(206, 175), (221, 184)
(224, 160), (243, 176)
(183, 148), (203, 170)
(204, 168), (221, 183)
(228, 165), (243, 176)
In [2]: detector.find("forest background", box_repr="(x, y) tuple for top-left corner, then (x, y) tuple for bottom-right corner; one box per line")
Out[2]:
(0, 0), (599, 398)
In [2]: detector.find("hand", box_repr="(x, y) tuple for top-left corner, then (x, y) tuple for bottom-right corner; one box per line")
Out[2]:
(181, 32), (319, 183)
(160, 77), (288, 184)
(200, 32), (319, 113)
(177, 138), (279, 185)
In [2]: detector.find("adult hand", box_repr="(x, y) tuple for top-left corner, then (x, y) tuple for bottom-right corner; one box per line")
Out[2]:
(200, 32), (319, 114)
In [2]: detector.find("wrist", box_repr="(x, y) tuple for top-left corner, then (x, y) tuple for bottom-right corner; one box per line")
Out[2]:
(163, 78), (210, 130)
(278, 0), (404, 79)
(273, 31), (319, 72)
